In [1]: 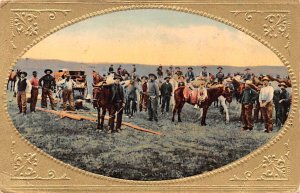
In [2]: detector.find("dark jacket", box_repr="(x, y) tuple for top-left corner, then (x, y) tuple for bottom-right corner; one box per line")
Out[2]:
(185, 71), (195, 82)
(216, 72), (224, 81)
(160, 82), (173, 97)
(240, 88), (258, 104)
(39, 74), (56, 90)
(279, 89), (290, 106)
(17, 79), (27, 92)
(111, 83), (124, 103)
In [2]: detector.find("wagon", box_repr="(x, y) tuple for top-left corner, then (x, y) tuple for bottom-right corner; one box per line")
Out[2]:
(68, 70), (88, 99)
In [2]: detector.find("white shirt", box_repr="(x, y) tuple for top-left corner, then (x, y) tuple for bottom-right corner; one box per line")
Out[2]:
(58, 79), (76, 90)
(259, 85), (274, 103)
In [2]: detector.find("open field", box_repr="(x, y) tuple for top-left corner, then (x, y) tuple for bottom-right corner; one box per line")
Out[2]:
(7, 91), (280, 180)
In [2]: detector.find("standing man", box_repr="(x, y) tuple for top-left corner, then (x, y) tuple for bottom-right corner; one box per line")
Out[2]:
(59, 74), (76, 111)
(259, 77), (274, 133)
(29, 71), (39, 112)
(125, 79), (138, 118)
(277, 82), (290, 126)
(39, 69), (56, 110)
(160, 76), (173, 114)
(254, 82), (264, 123)
(109, 64), (114, 74)
(15, 71), (31, 115)
(216, 66), (225, 84)
(139, 76), (148, 112)
(147, 73), (160, 121)
(185, 67), (195, 83)
(240, 80), (258, 131)
(243, 68), (252, 81)
(157, 64), (163, 79)
(110, 74), (125, 132)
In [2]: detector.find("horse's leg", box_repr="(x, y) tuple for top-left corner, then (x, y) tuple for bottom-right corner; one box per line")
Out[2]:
(100, 108), (106, 130)
(201, 105), (209, 126)
(172, 106), (177, 122)
(199, 108), (203, 120)
(177, 103), (184, 122)
(97, 107), (101, 130)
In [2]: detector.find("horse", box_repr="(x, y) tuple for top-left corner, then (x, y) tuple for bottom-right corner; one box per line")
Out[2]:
(92, 72), (114, 130)
(172, 85), (232, 125)
(7, 69), (21, 91)
(267, 75), (292, 87)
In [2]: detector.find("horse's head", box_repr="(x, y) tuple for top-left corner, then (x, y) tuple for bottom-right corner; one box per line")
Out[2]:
(92, 72), (104, 85)
(222, 86), (232, 103)
(92, 87), (100, 108)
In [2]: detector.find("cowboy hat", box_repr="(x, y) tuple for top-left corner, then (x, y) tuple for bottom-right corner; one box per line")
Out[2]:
(188, 67), (193, 70)
(262, 76), (270, 81)
(164, 76), (171, 80)
(148, 73), (157, 79)
(201, 66), (207, 69)
(278, 82), (287, 88)
(141, 75), (148, 80)
(245, 68), (251, 71)
(217, 66), (223, 70)
(114, 74), (123, 80)
(20, 71), (27, 77)
(44, 69), (53, 74)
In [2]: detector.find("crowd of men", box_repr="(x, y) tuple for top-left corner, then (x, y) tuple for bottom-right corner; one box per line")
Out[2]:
(13, 64), (291, 133)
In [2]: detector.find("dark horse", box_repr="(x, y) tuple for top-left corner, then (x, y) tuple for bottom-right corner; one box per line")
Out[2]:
(92, 72), (114, 130)
(172, 85), (232, 125)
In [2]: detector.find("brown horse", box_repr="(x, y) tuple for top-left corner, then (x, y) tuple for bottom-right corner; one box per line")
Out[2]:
(267, 75), (292, 87)
(7, 69), (21, 91)
(92, 72), (114, 130)
(172, 85), (232, 125)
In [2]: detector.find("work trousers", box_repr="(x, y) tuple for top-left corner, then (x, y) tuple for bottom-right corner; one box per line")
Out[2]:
(261, 101), (273, 132)
(17, 91), (27, 113)
(148, 96), (158, 120)
(109, 102), (123, 131)
(161, 95), (171, 113)
(41, 88), (56, 109)
(241, 104), (254, 129)
(30, 88), (38, 112)
(62, 89), (75, 111)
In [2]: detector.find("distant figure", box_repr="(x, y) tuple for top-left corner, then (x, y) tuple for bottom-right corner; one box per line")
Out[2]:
(243, 68), (252, 81)
(117, 65), (122, 75)
(109, 64), (114, 73)
(240, 80), (258, 131)
(259, 77), (274, 133)
(132, 64), (136, 75)
(185, 67), (195, 83)
(216, 66), (225, 84)
(29, 71), (39, 112)
(39, 69), (56, 110)
(277, 82), (290, 126)
(147, 73), (160, 121)
(15, 72), (31, 115)
(125, 79), (138, 118)
(157, 64), (163, 79)
(139, 76), (148, 112)
(160, 76), (173, 114)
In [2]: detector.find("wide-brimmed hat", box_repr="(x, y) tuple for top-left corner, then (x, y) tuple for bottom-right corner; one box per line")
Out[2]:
(245, 80), (252, 84)
(201, 66), (207, 69)
(114, 74), (123, 80)
(245, 68), (251, 71)
(217, 66), (223, 70)
(262, 76), (270, 81)
(141, 75), (148, 80)
(148, 73), (157, 79)
(278, 82), (287, 88)
(164, 76), (171, 80)
(188, 67), (193, 70)
(44, 69), (53, 74)
(20, 71), (27, 77)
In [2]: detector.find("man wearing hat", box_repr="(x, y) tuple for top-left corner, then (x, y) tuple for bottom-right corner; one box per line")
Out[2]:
(243, 68), (252, 81)
(277, 82), (290, 126)
(15, 71), (31, 115)
(39, 69), (56, 110)
(200, 66), (209, 78)
(185, 67), (195, 83)
(58, 73), (76, 111)
(160, 76), (173, 114)
(147, 73), (160, 121)
(109, 74), (125, 132)
(109, 64), (114, 73)
(240, 80), (258, 131)
(259, 77), (274, 133)
(157, 64), (163, 79)
(216, 66), (225, 84)
(139, 75), (149, 112)
(29, 71), (39, 112)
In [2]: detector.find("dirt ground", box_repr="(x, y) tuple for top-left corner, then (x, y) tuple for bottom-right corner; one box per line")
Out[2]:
(7, 91), (280, 181)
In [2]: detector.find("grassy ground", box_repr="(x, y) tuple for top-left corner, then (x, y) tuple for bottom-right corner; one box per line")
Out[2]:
(7, 92), (280, 181)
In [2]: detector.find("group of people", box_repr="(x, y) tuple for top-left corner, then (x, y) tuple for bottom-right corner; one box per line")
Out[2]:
(14, 69), (78, 115)
(12, 64), (291, 134)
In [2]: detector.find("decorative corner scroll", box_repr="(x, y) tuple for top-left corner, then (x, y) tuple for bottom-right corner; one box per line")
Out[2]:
(230, 10), (290, 53)
(10, 9), (71, 49)
(229, 140), (290, 181)
(10, 137), (70, 180)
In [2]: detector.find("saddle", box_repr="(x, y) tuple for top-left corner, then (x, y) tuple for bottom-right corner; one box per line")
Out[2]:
(183, 86), (198, 105)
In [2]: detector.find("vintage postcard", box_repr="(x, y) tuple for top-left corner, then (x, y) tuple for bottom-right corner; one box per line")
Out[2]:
(0, 0), (299, 192)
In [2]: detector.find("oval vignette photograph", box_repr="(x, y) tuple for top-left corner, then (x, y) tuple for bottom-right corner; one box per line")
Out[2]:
(6, 9), (292, 181)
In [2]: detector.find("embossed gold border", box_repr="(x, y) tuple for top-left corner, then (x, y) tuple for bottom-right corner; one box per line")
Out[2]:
(0, 1), (299, 192)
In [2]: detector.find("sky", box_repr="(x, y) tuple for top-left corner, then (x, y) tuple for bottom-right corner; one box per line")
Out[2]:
(23, 9), (283, 67)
